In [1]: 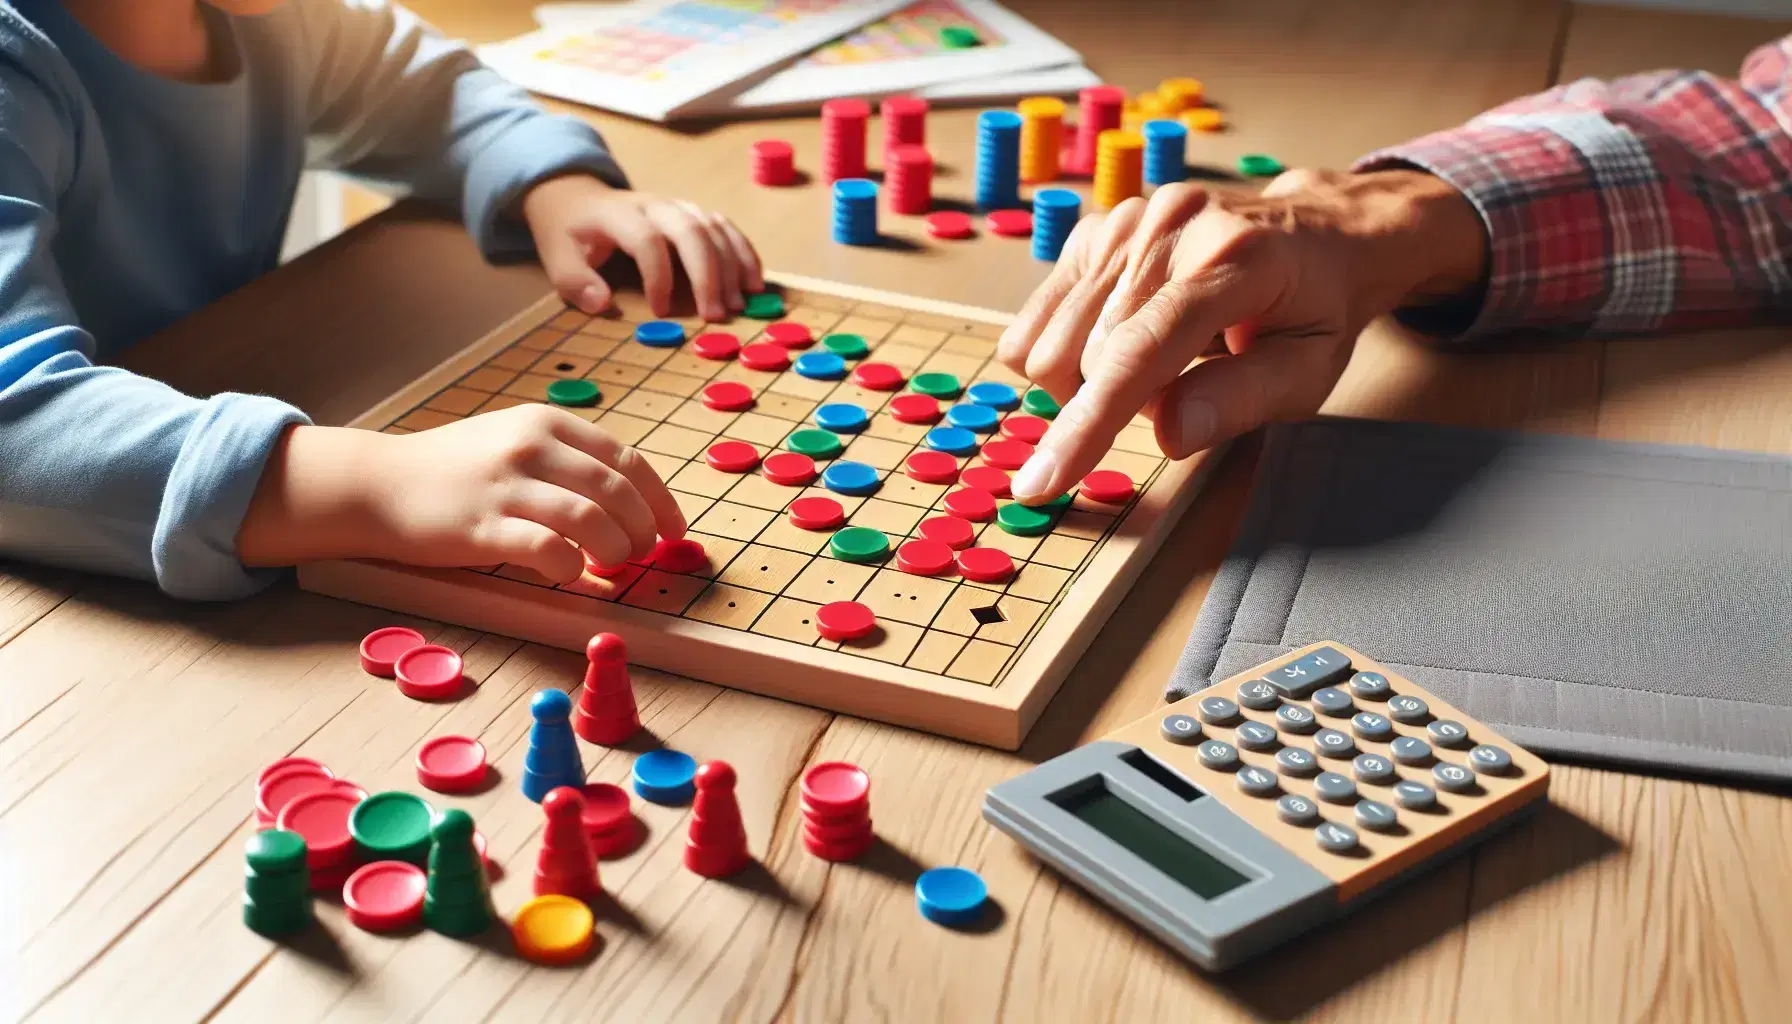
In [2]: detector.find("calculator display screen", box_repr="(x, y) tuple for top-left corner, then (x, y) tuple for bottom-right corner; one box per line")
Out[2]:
(1053, 782), (1249, 899)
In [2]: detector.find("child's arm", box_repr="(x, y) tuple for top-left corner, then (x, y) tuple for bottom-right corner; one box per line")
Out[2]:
(293, 0), (760, 320)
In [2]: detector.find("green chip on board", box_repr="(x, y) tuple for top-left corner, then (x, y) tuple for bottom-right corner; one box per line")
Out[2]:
(787, 428), (845, 458)
(997, 502), (1054, 536)
(829, 526), (890, 563)
(1020, 388), (1060, 418)
(743, 292), (785, 319)
(910, 371), (963, 398)
(821, 333), (869, 359)
(545, 378), (601, 407)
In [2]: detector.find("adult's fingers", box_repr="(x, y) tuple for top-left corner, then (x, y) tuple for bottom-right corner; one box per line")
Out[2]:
(502, 481), (635, 573)
(546, 413), (688, 541)
(647, 202), (727, 321)
(537, 224), (611, 314)
(1079, 184), (1211, 384)
(1018, 198), (1151, 403)
(996, 210), (1107, 372)
(586, 205), (675, 317)
(478, 516), (586, 584)
(529, 445), (661, 559)
(1151, 330), (1350, 458)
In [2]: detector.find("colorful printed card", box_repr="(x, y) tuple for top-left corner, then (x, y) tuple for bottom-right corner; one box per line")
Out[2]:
(479, 0), (910, 122)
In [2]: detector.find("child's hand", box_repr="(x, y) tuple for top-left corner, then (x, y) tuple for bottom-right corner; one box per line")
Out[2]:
(239, 405), (687, 583)
(522, 173), (764, 323)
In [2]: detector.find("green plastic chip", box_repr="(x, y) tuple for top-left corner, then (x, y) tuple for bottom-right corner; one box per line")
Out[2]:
(910, 371), (963, 398)
(245, 829), (308, 873)
(1237, 153), (1285, 177)
(829, 526), (890, 563)
(1020, 388), (1060, 418)
(821, 333), (869, 359)
(940, 25), (980, 48)
(786, 428), (845, 458)
(349, 791), (436, 863)
(545, 378), (601, 407)
(743, 292), (785, 319)
(996, 502), (1054, 536)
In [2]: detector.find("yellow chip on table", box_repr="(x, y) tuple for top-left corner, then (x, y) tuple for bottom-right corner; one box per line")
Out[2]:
(1180, 107), (1226, 133)
(511, 894), (595, 965)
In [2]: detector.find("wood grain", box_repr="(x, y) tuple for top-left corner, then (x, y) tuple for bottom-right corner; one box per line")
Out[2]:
(9, 1), (1791, 1022)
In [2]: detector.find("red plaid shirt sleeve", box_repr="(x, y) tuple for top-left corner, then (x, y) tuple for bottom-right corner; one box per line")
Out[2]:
(1355, 35), (1792, 341)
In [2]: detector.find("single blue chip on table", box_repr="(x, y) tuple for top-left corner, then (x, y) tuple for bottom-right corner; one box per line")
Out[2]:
(945, 403), (999, 432)
(966, 381), (1020, 410)
(915, 866), (988, 927)
(635, 320), (686, 347)
(814, 402), (870, 433)
(925, 426), (979, 456)
(821, 460), (881, 496)
(794, 351), (848, 381)
(632, 749), (697, 805)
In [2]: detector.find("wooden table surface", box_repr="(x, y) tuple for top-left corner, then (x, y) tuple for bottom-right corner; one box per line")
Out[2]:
(7, 2), (1792, 1021)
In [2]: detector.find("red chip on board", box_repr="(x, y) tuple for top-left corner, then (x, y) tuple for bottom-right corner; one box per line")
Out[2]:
(851, 362), (906, 390)
(956, 546), (1016, 583)
(905, 450), (959, 484)
(763, 451), (818, 487)
(943, 487), (997, 521)
(277, 789), (359, 868)
(343, 861), (426, 932)
(803, 761), (871, 811)
(415, 735), (489, 793)
(740, 343), (791, 372)
(584, 551), (631, 578)
(1080, 469), (1137, 504)
(706, 440), (763, 473)
(919, 515), (976, 549)
(257, 756), (331, 788)
(815, 601), (877, 642)
(702, 381), (755, 412)
(764, 322), (814, 348)
(359, 626), (426, 677)
(256, 765), (334, 825)
(789, 495), (846, 530)
(394, 644), (464, 701)
(692, 331), (741, 360)
(650, 537), (708, 574)
(987, 210), (1034, 237)
(888, 393), (942, 424)
(895, 539), (954, 576)
(578, 782), (633, 837)
(926, 211), (974, 240)
(981, 439), (1035, 470)
(1000, 415), (1049, 444)
(959, 465), (1012, 497)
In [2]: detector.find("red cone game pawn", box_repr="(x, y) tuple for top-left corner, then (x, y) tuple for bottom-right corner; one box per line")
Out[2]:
(573, 633), (641, 746)
(683, 761), (750, 878)
(534, 787), (602, 901)
(886, 144), (933, 215)
(820, 98), (870, 183)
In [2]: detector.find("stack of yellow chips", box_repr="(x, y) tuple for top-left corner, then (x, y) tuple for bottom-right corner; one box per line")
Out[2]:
(1017, 96), (1065, 184)
(1093, 128), (1144, 209)
(511, 894), (595, 966)
(1157, 77), (1205, 113)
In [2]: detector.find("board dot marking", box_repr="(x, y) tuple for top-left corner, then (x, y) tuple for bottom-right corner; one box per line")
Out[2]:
(957, 546), (1015, 582)
(829, 525), (890, 562)
(706, 440), (762, 473)
(997, 501), (1054, 536)
(910, 371), (962, 398)
(821, 460), (881, 496)
(967, 381), (1021, 410)
(1021, 388), (1060, 417)
(889, 394), (942, 424)
(546, 378), (601, 407)
(925, 426), (979, 456)
(987, 210), (1034, 237)
(851, 362), (906, 390)
(822, 333), (868, 358)
(743, 292), (784, 319)
(415, 735), (489, 793)
(944, 487), (997, 521)
(635, 321), (686, 347)
(945, 403), (999, 433)
(786, 429), (844, 459)
(905, 450), (959, 484)
(1000, 414), (1048, 443)
(394, 645), (463, 700)
(343, 861), (426, 932)
(740, 343), (791, 372)
(815, 403), (869, 433)
(789, 496), (846, 530)
(701, 381), (754, 411)
(919, 515), (976, 549)
(816, 600), (877, 641)
(1080, 469), (1136, 504)
(650, 537), (708, 573)
(795, 351), (847, 380)
(764, 322), (814, 348)
(360, 626), (426, 677)
(895, 539), (954, 576)
(926, 210), (974, 239)
(981, 439), (1035, 469)
(960, 466), (1012, 497)
(763, 451), (819, 486)
(692, 331), (741, 360)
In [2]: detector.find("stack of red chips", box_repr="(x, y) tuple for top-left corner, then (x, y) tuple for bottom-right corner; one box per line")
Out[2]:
(534, 787), (603, 901)
(820, 98), (871, 182)
(1067, 84), (1125, 176)
(683, 761), (750, 878)
(750, 139), (796, 187)
(801, 761), (874, 861)
(579, 782), (641, 858)
(885, 144), (933, 215)
(881, 95), (928, 158)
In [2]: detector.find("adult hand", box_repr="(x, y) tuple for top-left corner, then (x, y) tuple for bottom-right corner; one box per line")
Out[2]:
(997, 169), (1487, 503)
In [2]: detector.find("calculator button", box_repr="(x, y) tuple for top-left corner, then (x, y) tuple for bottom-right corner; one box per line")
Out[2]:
(1352, 753), (1395, 784)
(1267, 645), (1353, 698)
(1387, 695), (1431, 724)
(1355, 800), (1399, 832)
(1349, 671), (1391, 699)
(1313, 728), (1356, 758)
(1198, 696), (1241, 725)
(1235, 765), (1279, 796)
(1390, 736), (1433, 765)
(1315, 821), (1359, 853)
(1428, 720), (1471, 748)
(1235, 721), (1279, 751)
(1198, 740), (1240, 771)
(1275, 747), (1319, 777)
(1432, 761), (1476, 793)
(1394, 780), (1437, 810)
(1311, 687), (1353, 716)
(1275, 704), (1318, 734)
(1313, 772), (1357, 803)
(1469, 744), (1513, 774)
(1159, 714), (1203, 745)
(1277, 794), (1320, 825)
(1350, 712), (1394, 741)
(1236, 679), (1281, 710)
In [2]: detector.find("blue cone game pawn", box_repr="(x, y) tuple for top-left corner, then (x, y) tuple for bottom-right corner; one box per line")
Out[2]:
(975, 110), (1023, 211)
(1142, 119), (1188, 186)
(521, 689), (585, 803)
(1031, 189), (1081, 262)
(832, 179), (880, 246)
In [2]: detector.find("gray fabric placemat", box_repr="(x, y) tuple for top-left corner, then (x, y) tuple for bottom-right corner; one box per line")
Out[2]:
(1169, 417), (1792, 783)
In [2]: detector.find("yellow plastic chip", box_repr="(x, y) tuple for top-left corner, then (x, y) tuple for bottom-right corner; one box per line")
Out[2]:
(1180, 108), (1226, 133)
(511, 894), (595, 965)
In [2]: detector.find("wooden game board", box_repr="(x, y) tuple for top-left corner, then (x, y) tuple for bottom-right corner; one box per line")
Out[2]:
(296, 274), (1223, 748)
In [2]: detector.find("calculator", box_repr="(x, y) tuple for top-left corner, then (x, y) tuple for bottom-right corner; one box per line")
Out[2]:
(983, 642), (1549, 970)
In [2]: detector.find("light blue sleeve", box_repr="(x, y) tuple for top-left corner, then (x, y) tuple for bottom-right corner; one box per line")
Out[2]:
(0, 65), (309, 600)
(297, 0), (630, 258)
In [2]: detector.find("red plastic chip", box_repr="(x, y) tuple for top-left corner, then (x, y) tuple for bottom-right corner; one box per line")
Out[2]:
(706, 440), (763, 473)
(393, 644), (464, 701)
(1000, 415), (1049, 444)
(926, 211), (974, 240)
(889, 393), (942, 424)
(943, 487), (997, 521)
(918, 516), (976, 550)
(959, 465), (1012, 497)
(980, 439), (1035, 470)
(764, 322), (814, 348)
(415, 735), (489, 793)
(343, 861), (426, 932)
(789, 495), (846, 530)
(692, 331), (741, 360)
(701, 381), (755, 411)
(987, 210), (1034, 237)
(905, 450), (959, 484)
(1080, 469), (1136, 504)
(359, 626), (426, 677)
(815, 601), (877, 642)
(762, 452), (818, 487)
(895, 539), (954, 576)
(851, 362), (906, 391)
(740, 343), (791, 372)
(956, 546), (1016, 583)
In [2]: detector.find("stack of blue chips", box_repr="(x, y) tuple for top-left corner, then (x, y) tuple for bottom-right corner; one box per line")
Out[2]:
(915, 866), (989, 927)
(520, 689), (585, 803)
(832, 179), (880, 245)
(975, 110), (1023, 211)
(632, 749), (698, 805)
(1142, 118), (1189, 186)
(1031, 188), (1082, 263)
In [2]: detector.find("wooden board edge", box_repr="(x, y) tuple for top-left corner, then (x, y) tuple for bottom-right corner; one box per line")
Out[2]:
(765, 271), (1016, 326)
